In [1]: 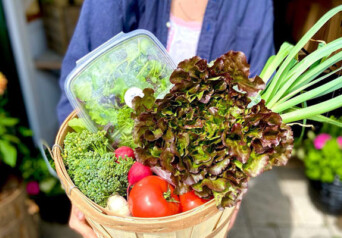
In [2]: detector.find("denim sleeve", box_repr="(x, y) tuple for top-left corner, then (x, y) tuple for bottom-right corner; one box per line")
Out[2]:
(249, 0), (275, 77)
(56, 0), (124, 124)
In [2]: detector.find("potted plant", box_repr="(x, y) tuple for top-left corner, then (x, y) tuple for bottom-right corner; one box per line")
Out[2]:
(0, 71), (71, 225)
(20, 154), (71, 224)
(0, 72), (39, 238)
(301, 117), (342, 215)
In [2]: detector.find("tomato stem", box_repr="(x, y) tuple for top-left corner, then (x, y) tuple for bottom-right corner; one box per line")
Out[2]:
(163, 185), (179, 203)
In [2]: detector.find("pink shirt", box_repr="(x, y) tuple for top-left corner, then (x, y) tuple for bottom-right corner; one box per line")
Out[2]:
(166, 14), (202, 65)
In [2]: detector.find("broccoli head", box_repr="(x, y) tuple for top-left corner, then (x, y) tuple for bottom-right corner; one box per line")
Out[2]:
(62, 130), (134, 207)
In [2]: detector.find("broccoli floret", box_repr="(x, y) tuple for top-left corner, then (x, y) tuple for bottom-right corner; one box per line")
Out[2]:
(62, 130), (134, 207)
(63, 130), (109, 174)
(73, 152), (133, 206)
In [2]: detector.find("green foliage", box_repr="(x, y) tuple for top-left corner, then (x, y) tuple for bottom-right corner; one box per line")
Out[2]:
(0, 114), (20, 167)
(132, 52), (294, 209)
(0, 72), (61, 195)
(68, 118), (87, 133)
(20, 155), (63, 196)
(0, 93), (31, 168)
(0, 139), (16, 167)
(63, 130), (134, 206)
(303, 117), (342, 183)
(111, 106), (135, 148)
(72, 37), (173, 147)
(304, 139), (342, 183)
(320, 116), (342, 137)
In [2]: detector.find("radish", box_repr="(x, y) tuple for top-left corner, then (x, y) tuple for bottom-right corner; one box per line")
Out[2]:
(127, 162), (152, 196)
(115, 146), (135, 162)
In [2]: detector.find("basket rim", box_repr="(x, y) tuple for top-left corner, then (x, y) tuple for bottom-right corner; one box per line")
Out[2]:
(53, 110), (235, 232)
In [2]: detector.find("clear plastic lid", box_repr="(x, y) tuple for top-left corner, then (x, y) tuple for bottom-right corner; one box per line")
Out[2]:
(65, 30), (176, 148)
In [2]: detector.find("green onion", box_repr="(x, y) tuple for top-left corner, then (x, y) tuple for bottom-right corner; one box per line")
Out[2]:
(281, 94), (342, 123)
(298, 101), (308, 143)
(259, 42), (294, 83)
(266, 37), (342, 108)
(260, 5), (342, 126)
(308, 115), (342, 127)
(272, 75), (342, 113)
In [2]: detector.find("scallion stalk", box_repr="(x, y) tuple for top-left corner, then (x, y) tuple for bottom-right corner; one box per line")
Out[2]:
(281, 94), (342, 123)
(259, 6), (342, 126)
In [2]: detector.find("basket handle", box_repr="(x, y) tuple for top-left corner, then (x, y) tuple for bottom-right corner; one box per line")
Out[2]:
(39, 140), (79, 200)
(38, 139), (59, 179)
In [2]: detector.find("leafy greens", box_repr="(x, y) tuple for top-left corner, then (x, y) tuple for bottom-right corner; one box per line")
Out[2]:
(132, 52), (293, 209)
(71, 37), (174, 148)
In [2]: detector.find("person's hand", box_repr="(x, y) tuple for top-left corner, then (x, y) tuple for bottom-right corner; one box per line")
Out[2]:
(227, 201), (241, 230)
(69, 205), (97, 238)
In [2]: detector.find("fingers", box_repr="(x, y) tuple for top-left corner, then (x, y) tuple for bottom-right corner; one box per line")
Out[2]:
(69, 205), (98, 238)
(74, 206), (85, 220)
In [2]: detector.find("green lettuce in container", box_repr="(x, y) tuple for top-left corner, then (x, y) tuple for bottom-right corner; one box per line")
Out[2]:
(65, 30), (175, 148)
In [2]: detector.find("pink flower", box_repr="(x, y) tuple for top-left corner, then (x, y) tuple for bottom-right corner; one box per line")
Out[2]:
(314, 133), (331, 149)
(337, 136), (342, 149)
(26, 181), (40, 195)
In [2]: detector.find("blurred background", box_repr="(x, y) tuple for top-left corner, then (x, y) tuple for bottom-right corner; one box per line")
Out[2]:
(0, 0), (341, 237)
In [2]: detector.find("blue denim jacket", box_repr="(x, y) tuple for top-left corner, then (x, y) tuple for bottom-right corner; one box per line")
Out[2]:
(57, 0), (275, 123)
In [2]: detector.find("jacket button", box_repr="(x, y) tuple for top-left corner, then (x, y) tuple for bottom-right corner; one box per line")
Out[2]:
(166, 22), (171, 28)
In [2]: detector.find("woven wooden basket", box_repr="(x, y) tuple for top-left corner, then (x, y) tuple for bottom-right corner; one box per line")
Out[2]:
(53, 110), (236, 238)
(0, 184), (39, 238)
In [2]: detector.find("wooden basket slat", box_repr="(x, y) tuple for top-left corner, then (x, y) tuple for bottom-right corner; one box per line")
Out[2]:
(206, 208), (235, 238)
(53, 110), (235, 237)
(215, 222), (230, 238)
(215, 207), (234, 230)
(107, 227), (138, 238)
(142, 232), (177, 238)
(174, 227), (194, 238)
(213, 222), (230, 238)
(189, 211), (223, 238)
(87, 218), (111, 238)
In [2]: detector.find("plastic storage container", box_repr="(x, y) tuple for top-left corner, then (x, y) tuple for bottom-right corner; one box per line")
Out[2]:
(65, 30), (176, 148)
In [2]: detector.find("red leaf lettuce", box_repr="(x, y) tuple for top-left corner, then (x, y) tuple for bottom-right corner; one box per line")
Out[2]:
(132, 51), (293, 209)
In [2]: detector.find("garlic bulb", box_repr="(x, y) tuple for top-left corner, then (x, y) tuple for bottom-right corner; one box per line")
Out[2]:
(106, 194), (130, 216)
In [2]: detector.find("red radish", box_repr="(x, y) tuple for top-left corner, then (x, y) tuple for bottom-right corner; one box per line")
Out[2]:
(115, 146), (135, 162)
(127, 162), (152, 196)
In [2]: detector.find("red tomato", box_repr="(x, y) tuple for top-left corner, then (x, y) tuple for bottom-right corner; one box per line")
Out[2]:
(180, 190), (210, 212)
(115, 146), (135, 161)
(128, 176), (181, 217)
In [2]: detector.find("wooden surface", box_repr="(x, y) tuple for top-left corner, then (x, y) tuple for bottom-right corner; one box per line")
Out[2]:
(34, 49), (63, 70)
(283, 0), (342, 74)
(41, 4), (80, 55)
(286, 0), (342, 50)
(0, 185), (39, 238)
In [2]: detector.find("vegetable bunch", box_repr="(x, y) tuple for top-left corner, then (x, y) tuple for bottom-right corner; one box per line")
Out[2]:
(72, 37), (173, 148)
(63, 129), (134, 206)
(132, 52), (293, 208)
(259, 6), (342, 127)
(60, 6), (342, 215)
(132, 6), (342, 209)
